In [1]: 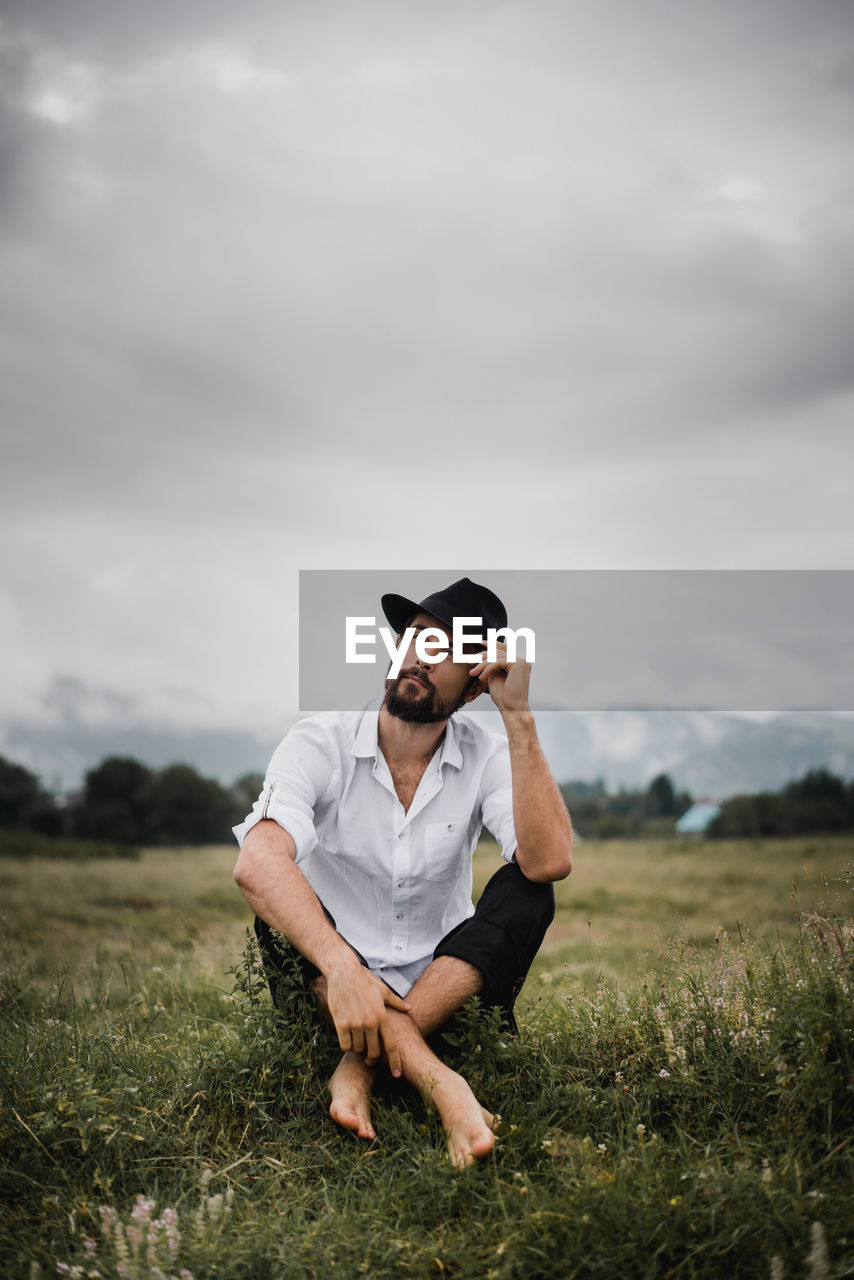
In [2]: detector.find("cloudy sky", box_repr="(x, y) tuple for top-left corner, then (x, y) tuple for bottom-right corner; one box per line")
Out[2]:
(2, 0), (853, 783)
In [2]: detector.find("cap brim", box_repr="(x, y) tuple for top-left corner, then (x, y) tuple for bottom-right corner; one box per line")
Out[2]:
(380, 594), (421, 634)
(381, 592), (455, 634)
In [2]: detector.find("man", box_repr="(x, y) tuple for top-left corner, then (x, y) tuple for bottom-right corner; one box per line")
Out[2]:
(233, 577), (572, 1167)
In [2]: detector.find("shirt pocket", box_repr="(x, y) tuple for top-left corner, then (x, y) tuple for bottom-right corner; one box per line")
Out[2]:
(321, 824), (379, 880)
(424, 818), (469, 882)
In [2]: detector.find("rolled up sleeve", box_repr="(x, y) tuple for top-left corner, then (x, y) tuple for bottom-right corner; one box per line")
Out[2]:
(479, 738), (518, 864)
(232, 718), (337, 860)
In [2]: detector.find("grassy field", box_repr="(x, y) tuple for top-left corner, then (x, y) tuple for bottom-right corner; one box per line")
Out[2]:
(1, 835), (846, 993)
(1, 836), (853, 1278)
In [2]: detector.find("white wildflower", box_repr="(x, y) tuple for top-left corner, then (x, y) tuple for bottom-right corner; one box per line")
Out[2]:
(806, 1221), (828, 1280)
(207, 1194), (224, 1219)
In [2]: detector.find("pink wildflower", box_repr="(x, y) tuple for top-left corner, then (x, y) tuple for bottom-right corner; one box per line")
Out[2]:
(131, 1196), (155, 1224)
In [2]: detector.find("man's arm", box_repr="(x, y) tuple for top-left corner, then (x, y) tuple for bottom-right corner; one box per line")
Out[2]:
(233, 819), (410, 1073)
(471, 651), (573, 884)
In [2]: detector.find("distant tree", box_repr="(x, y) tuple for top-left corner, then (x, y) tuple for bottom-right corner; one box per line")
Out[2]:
(708, 792), (783, 838)
(708, 769), (854, 838)
(82, 757), (153, 844)
(230, 772), (265, 820)
(0, 756), (48, 829)
(28, 797), (70, 838)
(143, 764), (234, 845)
(780, 768), (850, 834)
(646, 773), (678, 817)
(560, 778), (608, 801)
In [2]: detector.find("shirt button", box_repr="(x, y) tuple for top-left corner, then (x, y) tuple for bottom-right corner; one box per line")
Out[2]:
(396, 912), (404, 919)
(394, 945), (402, 952)
(397, 880), (406, 888)
(398, 832), (404, 839)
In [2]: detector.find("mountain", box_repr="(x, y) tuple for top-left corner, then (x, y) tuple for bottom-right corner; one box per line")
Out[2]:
(467, 709), (854, 798)
(3, 705), (853, 800)
(0, 719), (282, 793)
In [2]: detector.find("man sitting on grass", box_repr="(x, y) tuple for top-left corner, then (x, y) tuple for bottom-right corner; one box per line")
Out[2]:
(233, 577), (573, 1167)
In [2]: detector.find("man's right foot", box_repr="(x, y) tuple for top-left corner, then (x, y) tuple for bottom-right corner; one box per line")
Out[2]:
(328, 1051), (376, 1140)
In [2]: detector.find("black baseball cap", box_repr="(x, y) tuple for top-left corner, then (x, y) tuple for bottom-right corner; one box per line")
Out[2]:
(381, 576), (508, 636)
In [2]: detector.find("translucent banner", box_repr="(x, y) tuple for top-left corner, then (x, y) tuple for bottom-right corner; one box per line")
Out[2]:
(299, 570), (853, 712)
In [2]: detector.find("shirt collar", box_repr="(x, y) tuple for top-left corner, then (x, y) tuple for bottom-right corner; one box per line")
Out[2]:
(350, 701), (464, 770)
(439, 714), (464, 770)
(352, 703), (381, 759)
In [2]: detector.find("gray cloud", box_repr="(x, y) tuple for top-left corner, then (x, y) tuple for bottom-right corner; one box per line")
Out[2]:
(1, 1), (853, 759)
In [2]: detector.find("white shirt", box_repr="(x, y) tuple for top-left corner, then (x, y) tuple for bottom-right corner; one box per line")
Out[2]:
(233, 702), (518, 995)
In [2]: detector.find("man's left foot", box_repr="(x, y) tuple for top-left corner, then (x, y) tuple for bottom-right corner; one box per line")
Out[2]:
(428, 1071), (499, 1168)
(328, 1052), (377, 1140)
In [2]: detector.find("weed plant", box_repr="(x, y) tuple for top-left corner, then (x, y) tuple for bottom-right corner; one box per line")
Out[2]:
(2, 894), (853, 1279)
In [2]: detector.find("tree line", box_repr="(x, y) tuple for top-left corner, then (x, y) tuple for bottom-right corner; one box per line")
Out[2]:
(0, 754), (263, 847)
(3, 752), (853, 847)
(707, 768), (854, 838)
(561, 768), (854, 840)
(559, 772), (694, 840)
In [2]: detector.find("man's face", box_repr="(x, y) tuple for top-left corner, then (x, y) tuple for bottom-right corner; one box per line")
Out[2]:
(383, 612), (484, 724)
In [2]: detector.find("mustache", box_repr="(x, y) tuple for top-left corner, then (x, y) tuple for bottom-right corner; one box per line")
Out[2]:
(391, 666), (433, 690)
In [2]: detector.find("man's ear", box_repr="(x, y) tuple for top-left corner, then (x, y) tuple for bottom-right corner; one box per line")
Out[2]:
(462, 677), (486, 705)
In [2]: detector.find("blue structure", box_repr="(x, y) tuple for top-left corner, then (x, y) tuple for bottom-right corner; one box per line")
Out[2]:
(675, 802), (721, 835)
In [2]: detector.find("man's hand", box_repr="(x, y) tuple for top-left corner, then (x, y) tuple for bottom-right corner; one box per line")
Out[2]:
(470, 640), (573, 884)
(324, 962), (412, 1076)
(469, 640), (532, 716)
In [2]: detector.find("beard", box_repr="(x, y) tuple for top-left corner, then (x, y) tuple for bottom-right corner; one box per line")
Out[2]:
(383, 667), (470, 724)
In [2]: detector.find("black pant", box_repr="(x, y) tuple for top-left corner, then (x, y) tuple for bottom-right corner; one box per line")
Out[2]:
(254, 860), (555, 1035)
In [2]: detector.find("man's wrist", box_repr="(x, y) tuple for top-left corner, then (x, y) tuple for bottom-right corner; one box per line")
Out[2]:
(500, 706), (536, 734)
(321, 945), (365, 981)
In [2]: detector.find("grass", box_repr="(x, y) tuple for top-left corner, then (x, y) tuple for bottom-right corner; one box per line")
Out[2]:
(0, 832), (139, 861)
(1, 836), (844, 993)
(1, 837), (853, 1278)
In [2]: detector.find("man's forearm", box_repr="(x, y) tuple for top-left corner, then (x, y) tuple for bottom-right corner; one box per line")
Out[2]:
(502, 709), (573, 883)
(233, 819), (362, 980)
(234, 818), (411, 1071)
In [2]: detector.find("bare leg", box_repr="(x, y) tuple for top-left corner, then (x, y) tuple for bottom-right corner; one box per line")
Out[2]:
(404, 955), (484, 1037)
(314, 961), (496, 1162)
(385, 1006), (496, 1167)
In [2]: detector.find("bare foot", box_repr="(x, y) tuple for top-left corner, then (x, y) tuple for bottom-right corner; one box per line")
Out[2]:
(328, 1052), (376, 1140)
(428, 1072), (498, 1168)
